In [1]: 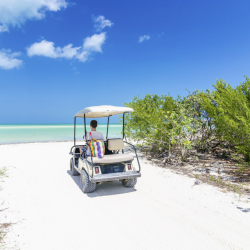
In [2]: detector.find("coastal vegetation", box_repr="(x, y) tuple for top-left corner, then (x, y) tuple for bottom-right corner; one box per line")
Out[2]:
(123, 77), (250, 171)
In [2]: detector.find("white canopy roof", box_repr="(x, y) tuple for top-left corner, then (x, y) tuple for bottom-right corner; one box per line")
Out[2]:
(75, 105), (134, 118)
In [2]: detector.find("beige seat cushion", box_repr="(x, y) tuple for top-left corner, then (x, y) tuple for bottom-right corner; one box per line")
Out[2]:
(87, 154), (133, 164)
(108, 139), (124, 151)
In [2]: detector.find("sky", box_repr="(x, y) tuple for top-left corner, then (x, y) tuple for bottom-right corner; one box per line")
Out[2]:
(0, 0), (250, 124)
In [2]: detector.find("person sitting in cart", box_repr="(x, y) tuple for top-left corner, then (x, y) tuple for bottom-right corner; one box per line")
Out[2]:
(85, 120), (104, 141)
(80, 120), (104, 155)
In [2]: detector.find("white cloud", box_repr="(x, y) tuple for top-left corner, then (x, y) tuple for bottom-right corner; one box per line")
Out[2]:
(27, 33), (107, 62)
(83, 32), (106, 52)
(0, 49), (23, 69)
(0, 24), (9, 33)
(27, 40), (81, 58)
(93, 15), (113, 31)
(0, 0), (67, 30)
(138, 35), (150, 43)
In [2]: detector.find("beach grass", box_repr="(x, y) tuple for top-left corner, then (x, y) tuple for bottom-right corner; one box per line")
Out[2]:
(0, 167), (8, 179)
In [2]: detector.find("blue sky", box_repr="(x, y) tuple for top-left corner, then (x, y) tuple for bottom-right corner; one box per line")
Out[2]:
(1, 0), (250, 124)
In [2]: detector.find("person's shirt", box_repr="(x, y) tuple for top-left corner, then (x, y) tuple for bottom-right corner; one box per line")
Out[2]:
(85, 131), (104, 141)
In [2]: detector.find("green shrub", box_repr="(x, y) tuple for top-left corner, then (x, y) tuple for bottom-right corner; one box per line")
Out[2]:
(199, 76), (250, 163)
(122, 94), (177, 150)
(182, 90), (215, 152)
(122, 76), (250, 168)
(122, 94), (200, 160)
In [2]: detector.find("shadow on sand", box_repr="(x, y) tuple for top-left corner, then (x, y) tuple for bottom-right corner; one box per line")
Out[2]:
(67, 170), (137, 197)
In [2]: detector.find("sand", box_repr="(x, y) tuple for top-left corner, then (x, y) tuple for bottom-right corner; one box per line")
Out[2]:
(1, 142), (250, 250)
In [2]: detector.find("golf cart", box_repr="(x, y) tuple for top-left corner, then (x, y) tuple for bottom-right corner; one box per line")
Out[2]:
(69, 105), (141, 193)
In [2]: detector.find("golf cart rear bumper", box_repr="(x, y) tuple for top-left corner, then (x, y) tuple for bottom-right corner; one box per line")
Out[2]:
(89, 171), (141, 183)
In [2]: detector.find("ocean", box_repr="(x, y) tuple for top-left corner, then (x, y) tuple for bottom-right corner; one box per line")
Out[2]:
(0, 124), (123, 144)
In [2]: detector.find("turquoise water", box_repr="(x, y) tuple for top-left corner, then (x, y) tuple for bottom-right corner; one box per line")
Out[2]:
(0, 124), (123, 144)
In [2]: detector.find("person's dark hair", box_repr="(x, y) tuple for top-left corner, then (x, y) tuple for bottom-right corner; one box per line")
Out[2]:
(90, 120), (97, 128)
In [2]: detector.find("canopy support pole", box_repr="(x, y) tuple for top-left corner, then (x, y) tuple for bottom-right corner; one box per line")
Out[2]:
(84, 114), (87, 141)
(106, 116), (110, 140)
(74, 117), (76, 146)
(123, 113), (125, 139)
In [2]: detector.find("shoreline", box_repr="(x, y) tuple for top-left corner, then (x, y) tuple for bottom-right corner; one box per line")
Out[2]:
(0, 137), (125, 145)
(0, 140), (75, 146)
(0, 124), (123, 145)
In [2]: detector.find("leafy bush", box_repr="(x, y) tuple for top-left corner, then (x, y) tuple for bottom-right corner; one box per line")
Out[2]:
(122, 94), (200, 160)
(122, 94), (177, 152)
(122, 76), (250, 168)
(181, 90), (215, 152)
(199, 77), (250, 163)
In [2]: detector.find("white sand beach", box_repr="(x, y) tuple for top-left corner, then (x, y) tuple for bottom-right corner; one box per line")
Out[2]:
(1, 142), (250, 250)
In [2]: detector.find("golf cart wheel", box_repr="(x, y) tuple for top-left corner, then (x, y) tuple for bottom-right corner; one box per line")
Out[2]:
(122, 178), (137, 188)
(80, 169), (96, 193)
(70, 158), (79, 176)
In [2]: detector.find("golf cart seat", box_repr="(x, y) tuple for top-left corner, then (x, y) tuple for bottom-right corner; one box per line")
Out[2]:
(107, 138), (124, 151)
(87, 154), (134, 164)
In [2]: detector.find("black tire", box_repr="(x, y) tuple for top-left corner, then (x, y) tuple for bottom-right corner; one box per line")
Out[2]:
(80, 169), (96, 193)
(122, 178), (137, 188)
(70, 158), (79, 176)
